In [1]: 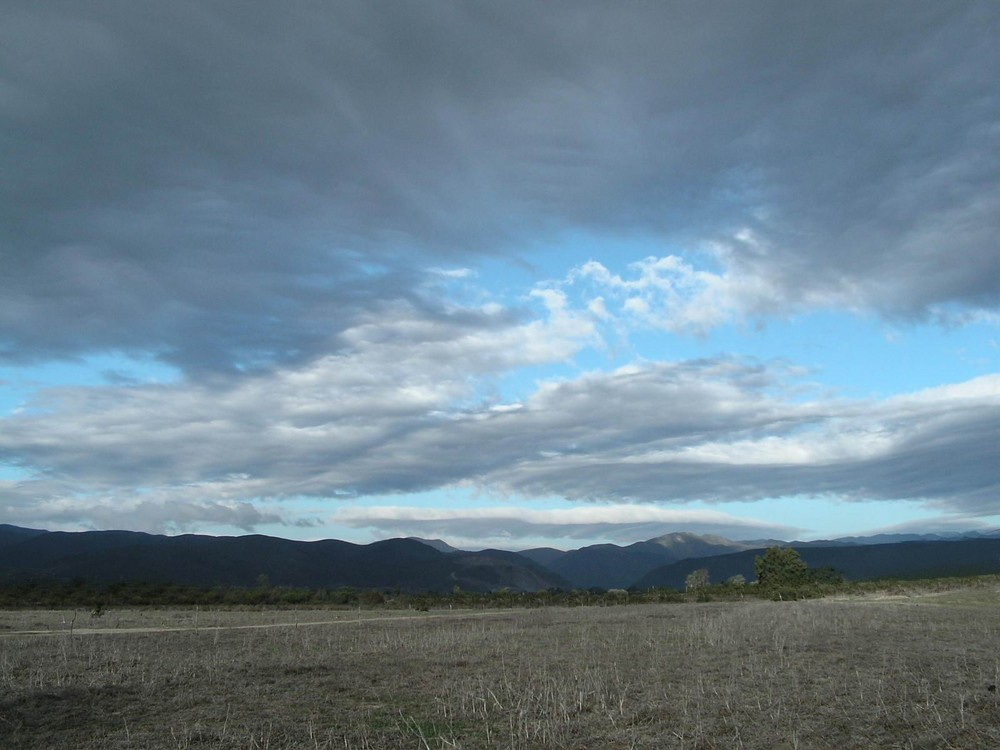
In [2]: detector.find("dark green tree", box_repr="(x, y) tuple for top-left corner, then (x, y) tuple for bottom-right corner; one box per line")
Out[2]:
(754, 546), (808, 587)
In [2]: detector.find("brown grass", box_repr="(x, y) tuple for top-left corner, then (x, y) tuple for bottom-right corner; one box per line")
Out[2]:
(1, 594), (998, 748)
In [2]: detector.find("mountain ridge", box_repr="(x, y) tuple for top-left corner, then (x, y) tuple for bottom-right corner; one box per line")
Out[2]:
(633, 538), (1000, 589)
(2, 525), (999, 593)
(0, 527), (567, 593)
(518, 532), (761, 589)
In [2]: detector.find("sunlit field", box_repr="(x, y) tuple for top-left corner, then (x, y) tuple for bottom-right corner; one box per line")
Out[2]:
(2, 590), (999, 749)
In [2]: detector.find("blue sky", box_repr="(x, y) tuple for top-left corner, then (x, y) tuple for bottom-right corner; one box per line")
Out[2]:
(2, 1), (998, 549)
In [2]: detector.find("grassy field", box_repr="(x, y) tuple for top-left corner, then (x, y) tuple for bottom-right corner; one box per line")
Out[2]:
(1, 589), (999, 749)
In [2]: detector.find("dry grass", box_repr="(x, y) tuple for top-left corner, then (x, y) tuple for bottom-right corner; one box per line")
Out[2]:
(1, 594), (998, 748)
(0, 606), (444, 634)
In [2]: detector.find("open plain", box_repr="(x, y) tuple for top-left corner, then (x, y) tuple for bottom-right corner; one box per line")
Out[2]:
(1, 589), (999, 749)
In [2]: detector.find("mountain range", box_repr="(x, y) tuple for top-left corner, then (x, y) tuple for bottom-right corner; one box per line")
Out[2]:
(1, 524), (999, 593)
(0, 525), (567, 593)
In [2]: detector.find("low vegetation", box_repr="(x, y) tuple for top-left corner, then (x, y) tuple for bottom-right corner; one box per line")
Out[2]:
(0, 547), (932, 612)
(0, 564), (993, 612)
(1, 577), (999, 749)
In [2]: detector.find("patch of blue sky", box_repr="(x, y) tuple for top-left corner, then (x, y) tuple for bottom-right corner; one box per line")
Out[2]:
(612, 314), (984, 401)
(0, 464), (31, 481)
(695, 312), (998, 399)
(693, 496), (961, 542)
(0, 352), (180, 416)
(484, 304), (1000, 413)
(470, 228), (683, 301)
(471, 228), (1000, 402)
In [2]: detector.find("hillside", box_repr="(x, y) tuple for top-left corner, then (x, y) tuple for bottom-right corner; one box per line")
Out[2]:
(633, 538), (1000, 589)
(0, 524), (49, 550)
(4, 525), (1000, 594)
(0, 527), (567, 593)
(519, 532), (761, 589)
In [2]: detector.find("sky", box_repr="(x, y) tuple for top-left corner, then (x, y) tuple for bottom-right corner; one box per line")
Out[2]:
(2, 1), (999, 550)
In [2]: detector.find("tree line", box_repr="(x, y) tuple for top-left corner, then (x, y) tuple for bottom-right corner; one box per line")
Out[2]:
(1, 548), (991, 609)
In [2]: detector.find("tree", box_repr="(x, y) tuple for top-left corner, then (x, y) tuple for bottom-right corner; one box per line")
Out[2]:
(685, 568), (711, 591)
(754, 546), (808, 587)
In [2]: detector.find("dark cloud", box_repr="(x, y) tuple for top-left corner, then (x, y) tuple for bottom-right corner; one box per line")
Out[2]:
(2, 2), (997, 372)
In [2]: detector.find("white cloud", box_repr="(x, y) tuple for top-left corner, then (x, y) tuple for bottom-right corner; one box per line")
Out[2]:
(0, 297), (597, 530)
(332, 503), (799, 546)
(428, 267), (475, 279)
(586, 296), (609, 320)
(5, 338), (997, 536)
(0, 478), (289, 534)
(568, 246), (861, 335)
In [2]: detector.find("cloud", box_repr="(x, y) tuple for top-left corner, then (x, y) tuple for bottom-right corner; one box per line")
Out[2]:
(3, 291), (997, 532)
(570, 255), (783, 334)
(2, 2), (997, 537)
(0, 478), (290, 534)
(332, 504), (801, 547)
(2, 2), (997, 376)
(487, 373), (1000, 512)
(0, 297), (596, 529)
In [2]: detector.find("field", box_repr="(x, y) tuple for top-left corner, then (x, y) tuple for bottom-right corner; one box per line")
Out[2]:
(1, 588), (999, 749)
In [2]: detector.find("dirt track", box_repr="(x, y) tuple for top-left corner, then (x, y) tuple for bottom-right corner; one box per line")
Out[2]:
(0, 608), (513, 638)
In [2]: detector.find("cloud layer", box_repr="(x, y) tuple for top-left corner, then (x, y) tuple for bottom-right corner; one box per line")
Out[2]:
(2, 292), (997, 531)
(331, 504), (801, 548)
(2, 3), (998, 538)
(3, 2), (998, 374)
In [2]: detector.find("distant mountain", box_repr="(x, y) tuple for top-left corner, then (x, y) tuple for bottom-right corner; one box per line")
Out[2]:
(0, 527), (567, 593)
(407, 537), (462, 554)
(645, 532), (760, 557)
(517, 547), (566, 567)
(518, 532), (760, 589)
(437, 549), (569, 592)
(813, 530), (1000, 546)
(4, 525), (999, 593)
(0, 524), (48, 550)
(633, 538), (1000, 589)
(535, 542), (668, 590)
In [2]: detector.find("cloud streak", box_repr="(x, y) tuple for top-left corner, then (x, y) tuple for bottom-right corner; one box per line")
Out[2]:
(332, 504), (801, 547)
(2, 291), (996, 532)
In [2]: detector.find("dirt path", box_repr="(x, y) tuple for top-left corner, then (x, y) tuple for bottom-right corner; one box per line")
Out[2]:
(0, 608), (515, 638)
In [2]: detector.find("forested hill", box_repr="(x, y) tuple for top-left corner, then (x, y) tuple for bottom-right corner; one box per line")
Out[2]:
(633, 538), (1000, 589)
(0, 526), (567, 593)
(3, 524), (1000, 593)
